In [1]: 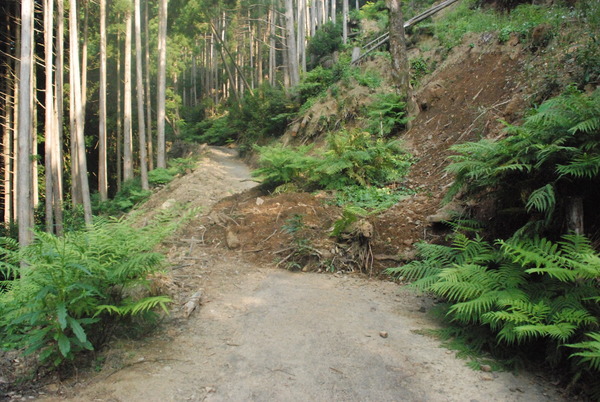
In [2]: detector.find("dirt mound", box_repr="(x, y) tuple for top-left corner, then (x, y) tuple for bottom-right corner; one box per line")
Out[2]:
(194, 38), (531, 276)
(198, 189), (342, 270)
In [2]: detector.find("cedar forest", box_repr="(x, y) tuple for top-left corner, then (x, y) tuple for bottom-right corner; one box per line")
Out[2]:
(0, 0), (600, 398)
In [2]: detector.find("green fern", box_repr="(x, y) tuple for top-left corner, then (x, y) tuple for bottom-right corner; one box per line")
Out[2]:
(445, 87), (600, 234)
(0, 219), (172, 367)
(567, 332), (600, 371)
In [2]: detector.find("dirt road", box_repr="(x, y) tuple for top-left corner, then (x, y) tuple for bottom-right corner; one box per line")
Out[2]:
(39, 148), (563, 401)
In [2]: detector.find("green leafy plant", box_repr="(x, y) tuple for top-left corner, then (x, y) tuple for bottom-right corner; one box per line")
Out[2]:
(306, 22), (343, 69)
(433, 0), (565, 50)
(366, 93), (409, 137)
(333, 185), (413, 212)
(319, 130), (412, 188)
(253, 130), (412, 192)
(148, 168), (176, 186)
(93, 179), (152, 216)
(446, 87), (600, 236)
(0, 219), (171, 367)
(410, 56), (431, 87)
(279, 214), (313, 271)
(386, 232), (600, 393)
(252, 144), (320, 189)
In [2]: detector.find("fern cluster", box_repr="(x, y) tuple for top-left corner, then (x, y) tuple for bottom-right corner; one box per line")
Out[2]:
(366, 93), (409, 137)
(387, 233), (600, 394)
(447, 87), (600, 235)
(253, 130), (412, 191)
(0, 218), (171, 367)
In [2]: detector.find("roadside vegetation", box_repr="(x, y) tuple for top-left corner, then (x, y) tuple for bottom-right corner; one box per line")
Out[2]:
(0, 210), (190, 369)
(388, 72), (600, 398)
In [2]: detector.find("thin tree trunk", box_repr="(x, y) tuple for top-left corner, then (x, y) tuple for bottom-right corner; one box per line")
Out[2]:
(44, 0), (55, 232)
(123, 6), (133, 181)
(144, 0), (154, 171)
(135, 0), (148, 190)
(298, 0), (307, 72)
(1, 3), (11, 224)
(54, 0), (65, 235)
(81, 0), (89, 134)
(343, 0), (349, 44)
(31, 53), (38, 212)
(310, 0), (316, 37)
(69, 0), (93, 225)
(18, 0), (34, 247)
(156, 0), (168, 169)
(387, 0), (417, 117)
(13, 22), (20, 224)
(268, 6), (276, 86)
(284, 0), (299, 87)
(116, 25), (122, 191)
(98, 0), (108, 200)
(69, 63), (81, 205)
(332, 0), (336, 24)
(3, 77), (12, 225)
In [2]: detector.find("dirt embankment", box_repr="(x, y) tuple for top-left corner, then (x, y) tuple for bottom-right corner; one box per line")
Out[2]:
(200, 37), (531, 275)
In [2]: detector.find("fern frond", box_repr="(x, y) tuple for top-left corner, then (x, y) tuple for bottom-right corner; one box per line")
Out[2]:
(514, 323), (577, 342)
(569, 117), (600, 134)
(526, 184), (555, 214)
(556, 153), (600, 179)
(567, 332), (600, 371)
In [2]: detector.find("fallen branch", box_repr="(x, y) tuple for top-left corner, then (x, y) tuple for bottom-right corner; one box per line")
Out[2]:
(183, 291), (203, 318)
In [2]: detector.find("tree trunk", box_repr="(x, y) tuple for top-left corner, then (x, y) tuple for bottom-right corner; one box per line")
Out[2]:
(156, 0), (168, 169)
(116, 24), (122, 192)
(54, 0), (65, 235)
(298, 0), (307, 73)
(98, 0), (108, 201)
(144, 0), (154, 171)
(123, 6), (133, 181)
(44, 0), (55, 232)
(81, 0), (89, 134)
(343, 0), (349, 44)
(284, 0), (299, 87)
(387, 0), (417, 117)
(31, 53), (38, 213)
(268, 6), (276, 86)
(3, 73), (12, 225)
(332, 0), (336, 24)
(18, 0), (34, 247)
(69, 62), (81, 206)
(69, 0), (93, 225)
(135, 0), (149, 190)
(566, 197), (584, 235)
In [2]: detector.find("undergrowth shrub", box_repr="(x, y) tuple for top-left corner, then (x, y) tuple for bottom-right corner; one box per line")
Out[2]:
(0, 219), (172, 368)
(253, 130), (412, 191)
(332, 186), (415, 212)
(307, 22), (343, 69)
(93, 157), (197, 216)
(366, 93), (409, 137)
(446, 87), (600, 237)
(183, 84), (295, 151)
(433, 0), (566, 50)
(386, 232), (600, 396)
(93, 179), (152, 216)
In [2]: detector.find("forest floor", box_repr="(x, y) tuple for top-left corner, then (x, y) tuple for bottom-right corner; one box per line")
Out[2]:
(27, 147), (567, 402)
